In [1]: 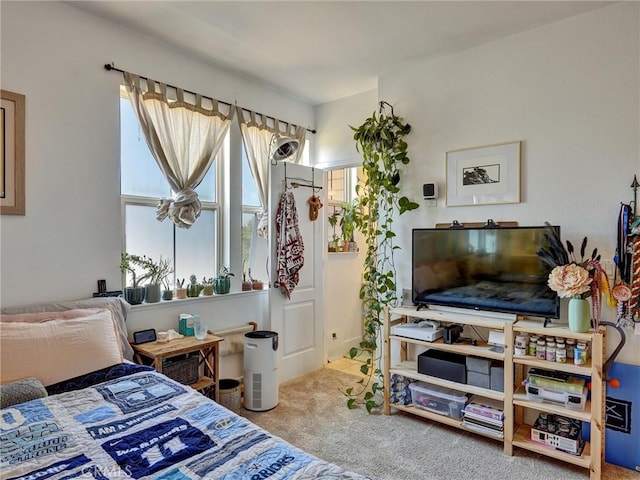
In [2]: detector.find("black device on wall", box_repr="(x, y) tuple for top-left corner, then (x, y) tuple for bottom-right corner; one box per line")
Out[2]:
(412, 225), (560, 318)
(423, 183), (438, 199)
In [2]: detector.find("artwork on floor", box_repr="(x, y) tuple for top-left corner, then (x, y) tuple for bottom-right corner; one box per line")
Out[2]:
(0, 89), (25, 215)
(446, 141), (521, 207)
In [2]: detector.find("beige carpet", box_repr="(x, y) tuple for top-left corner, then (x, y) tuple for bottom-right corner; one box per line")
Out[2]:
(241, 365), (636, 480)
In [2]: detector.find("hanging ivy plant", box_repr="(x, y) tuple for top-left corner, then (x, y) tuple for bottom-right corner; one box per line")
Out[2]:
(344, 102), (419, 413)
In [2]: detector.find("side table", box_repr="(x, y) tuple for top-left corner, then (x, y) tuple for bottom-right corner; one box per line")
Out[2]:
(131, 333), (222, 402)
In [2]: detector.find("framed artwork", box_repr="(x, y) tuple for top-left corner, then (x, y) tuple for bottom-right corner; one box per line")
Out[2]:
(446, 141), (521, 207)
(1, 89), (25, 215)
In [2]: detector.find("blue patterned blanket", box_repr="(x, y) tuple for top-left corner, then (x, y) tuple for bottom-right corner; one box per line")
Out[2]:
(1, 366), (370, 479)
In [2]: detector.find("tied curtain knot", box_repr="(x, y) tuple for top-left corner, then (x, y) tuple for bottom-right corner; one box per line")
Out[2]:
(156, 188), (201, 229)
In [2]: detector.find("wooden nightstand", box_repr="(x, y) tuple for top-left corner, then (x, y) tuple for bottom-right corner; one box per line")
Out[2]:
(131, 333), (223, 402)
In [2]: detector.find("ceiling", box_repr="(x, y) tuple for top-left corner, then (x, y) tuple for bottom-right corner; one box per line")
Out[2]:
(69, 1), (613, 105)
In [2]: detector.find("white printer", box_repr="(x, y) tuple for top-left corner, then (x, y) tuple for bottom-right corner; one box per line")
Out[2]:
(391, 321), (444, 342)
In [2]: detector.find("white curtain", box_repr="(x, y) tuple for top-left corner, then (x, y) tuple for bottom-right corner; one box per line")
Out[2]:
(124, 73), (233, 228)
(236, 107), (306, 238)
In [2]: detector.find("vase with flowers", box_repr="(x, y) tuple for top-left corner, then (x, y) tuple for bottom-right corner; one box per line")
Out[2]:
(537, 223), (607, 332)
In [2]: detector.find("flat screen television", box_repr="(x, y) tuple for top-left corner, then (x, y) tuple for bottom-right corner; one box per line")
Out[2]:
(412, 226), (560, 319)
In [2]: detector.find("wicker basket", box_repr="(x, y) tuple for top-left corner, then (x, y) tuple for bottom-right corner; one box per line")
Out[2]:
(163, 355), (199, 385)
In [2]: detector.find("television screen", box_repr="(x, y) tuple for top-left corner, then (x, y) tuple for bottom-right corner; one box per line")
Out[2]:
(412, 226), (559, 318)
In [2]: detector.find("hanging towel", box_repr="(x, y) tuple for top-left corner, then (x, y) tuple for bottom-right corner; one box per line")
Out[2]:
(276, 191), (305, 299)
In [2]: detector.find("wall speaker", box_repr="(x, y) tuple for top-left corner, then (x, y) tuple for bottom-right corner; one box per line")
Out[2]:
(423, 183), (438, 199)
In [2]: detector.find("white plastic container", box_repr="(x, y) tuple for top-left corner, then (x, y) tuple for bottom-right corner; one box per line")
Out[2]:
(408, 381), (469, 418)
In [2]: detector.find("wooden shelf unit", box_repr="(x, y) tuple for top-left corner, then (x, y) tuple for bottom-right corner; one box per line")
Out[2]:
(383, 306), (605, 479)
(383, 306), (515, 456)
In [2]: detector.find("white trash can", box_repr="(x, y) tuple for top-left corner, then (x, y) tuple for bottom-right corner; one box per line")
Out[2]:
(243, 330), (278, 411)
(219, 378), (241, 412)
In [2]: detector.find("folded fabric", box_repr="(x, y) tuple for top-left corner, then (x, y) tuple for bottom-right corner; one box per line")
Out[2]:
(0, 377), (47, 408)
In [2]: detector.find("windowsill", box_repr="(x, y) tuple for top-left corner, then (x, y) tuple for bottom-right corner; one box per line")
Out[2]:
(129, 288), (268, 311)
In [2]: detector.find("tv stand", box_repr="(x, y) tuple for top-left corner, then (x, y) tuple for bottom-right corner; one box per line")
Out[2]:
(383, 305), (605, 480)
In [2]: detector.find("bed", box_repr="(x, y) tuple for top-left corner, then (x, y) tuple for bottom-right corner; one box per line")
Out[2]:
(0, 298), (370, 480)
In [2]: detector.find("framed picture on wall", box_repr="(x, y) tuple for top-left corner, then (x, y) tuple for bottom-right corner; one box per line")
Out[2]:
(1, 89), (25, 215)
(446, 141), (521, 207)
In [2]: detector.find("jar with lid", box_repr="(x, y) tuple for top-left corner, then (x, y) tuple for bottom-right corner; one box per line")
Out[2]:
(566, 339), (575, 360)
(555, 342), (567, 363)
(536, 339), (546, 360)
(545, 341), (556, 362)
(528, 340), (537, 357)
(574, 345), (586, 365)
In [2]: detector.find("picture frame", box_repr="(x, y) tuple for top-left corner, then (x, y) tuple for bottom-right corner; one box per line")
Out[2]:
(446, 141), (521, 207)
(1, 89), (25, 215)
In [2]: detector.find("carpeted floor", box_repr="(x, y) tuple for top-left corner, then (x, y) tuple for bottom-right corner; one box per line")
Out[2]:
(241, 364), (637, 480)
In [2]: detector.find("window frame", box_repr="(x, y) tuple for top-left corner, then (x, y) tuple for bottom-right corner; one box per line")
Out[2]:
(119, 90), (224, 289)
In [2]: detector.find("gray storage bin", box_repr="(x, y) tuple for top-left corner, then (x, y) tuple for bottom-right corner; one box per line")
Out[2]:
(490, 364), (505, 392)
(466, 356), (493, 375)
(467, 371), (491, 389)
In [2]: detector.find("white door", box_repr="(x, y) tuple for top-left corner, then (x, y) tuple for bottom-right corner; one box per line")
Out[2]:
(268, 162), (325, 383)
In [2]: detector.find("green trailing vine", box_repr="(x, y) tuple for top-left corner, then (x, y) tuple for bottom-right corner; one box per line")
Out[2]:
(344, 102), (419, 413)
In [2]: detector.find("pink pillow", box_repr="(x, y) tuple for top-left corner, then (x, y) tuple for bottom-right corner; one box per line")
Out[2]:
(0, 309), (123, 386)
(0, 308), (102, 323)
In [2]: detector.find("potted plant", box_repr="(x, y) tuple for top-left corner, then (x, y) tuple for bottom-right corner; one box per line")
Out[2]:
(145, 255), (173, 303)
(201, 277), (214, 296)
(328, 210), (340, 252)
(161, 274), (174, 301)
(120, 253), (148, 305)
(242, 269), (252, 291)
(187, 274), (203, 297)
(213, 266), (234, 294)
(344, 104), (419, 412)
(340, 201), (357, 252)
(175, 278), (187, 299)
(248, 268), (263, 290)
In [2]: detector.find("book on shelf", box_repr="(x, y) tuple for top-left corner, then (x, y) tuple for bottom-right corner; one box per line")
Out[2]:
(462, 410), (504, 429)
(461, 419), (505, 439)
(464, 396), (504, 421)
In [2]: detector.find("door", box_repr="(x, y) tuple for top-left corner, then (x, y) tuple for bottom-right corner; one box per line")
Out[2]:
(268, 162), (325, 384)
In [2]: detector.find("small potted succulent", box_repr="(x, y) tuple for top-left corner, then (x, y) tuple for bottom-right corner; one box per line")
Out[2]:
(213, 266), (234, 294)
(248, 268), (263, 290)
(187, 274), (203, 298)
(161, 275), (174, 301)
(242, 270), (252, 291)
(201, 277), (214, 296)
(175, 278), (187, 299)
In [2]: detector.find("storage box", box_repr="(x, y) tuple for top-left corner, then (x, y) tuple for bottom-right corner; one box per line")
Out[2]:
(408, 381), (469, 418)
(466, 356), (493, 375)
(417, 350), (466, 384)
(467, 371), (490, 389)
(490, 364), (504, 392)
(163, 355), (199, 385)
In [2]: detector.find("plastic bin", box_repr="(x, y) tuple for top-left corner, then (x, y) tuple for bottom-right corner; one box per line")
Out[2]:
(408, 381), (469, 418)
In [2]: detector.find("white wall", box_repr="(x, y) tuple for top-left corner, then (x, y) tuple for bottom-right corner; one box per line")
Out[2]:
(315, 89), (378, 169)
(378, 3), (639, 364)
(0, 2), (312, 305)
(315, 89), (377, 360)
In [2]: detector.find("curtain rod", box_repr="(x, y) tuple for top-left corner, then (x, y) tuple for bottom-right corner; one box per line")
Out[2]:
(104, 63), (316, 134)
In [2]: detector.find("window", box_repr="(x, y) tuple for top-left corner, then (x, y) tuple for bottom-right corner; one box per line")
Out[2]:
(325, 166), (361, 250)
(120, 92), (223, 288)
(241, 144), (266, 281)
